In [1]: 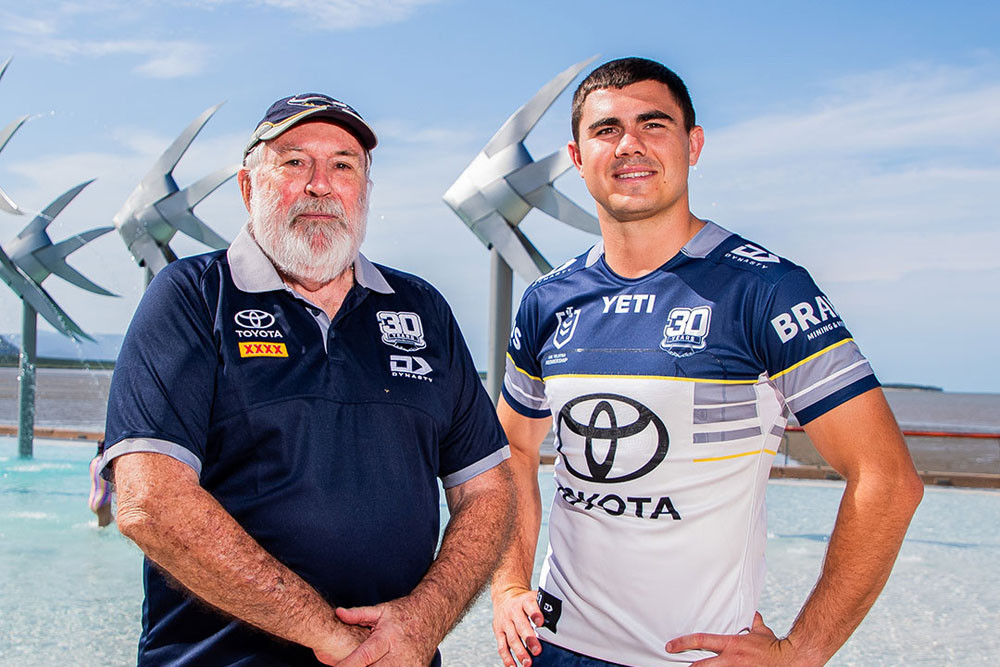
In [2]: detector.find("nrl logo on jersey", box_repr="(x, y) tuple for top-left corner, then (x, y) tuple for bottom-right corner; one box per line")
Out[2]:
(377, 311), (427, 351)
(660, 306), (712, 357)
(552, 306), (580, 350)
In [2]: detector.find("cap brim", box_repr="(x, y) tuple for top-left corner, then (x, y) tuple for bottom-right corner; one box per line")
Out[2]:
(244, 107), (377, 158)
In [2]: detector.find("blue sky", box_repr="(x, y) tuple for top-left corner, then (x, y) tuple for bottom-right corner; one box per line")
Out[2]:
(0, 0), (997, 392)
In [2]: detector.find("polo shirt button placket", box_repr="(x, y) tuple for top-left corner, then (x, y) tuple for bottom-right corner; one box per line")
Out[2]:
(327, 328), (345, 364)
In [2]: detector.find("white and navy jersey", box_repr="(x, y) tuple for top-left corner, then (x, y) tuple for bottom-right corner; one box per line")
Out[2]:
(502, 221), (877, 666)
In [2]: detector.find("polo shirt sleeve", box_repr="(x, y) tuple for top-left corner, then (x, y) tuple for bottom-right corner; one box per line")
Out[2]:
(100, 261), (218, 478)
(501, 291), (549, 419)
(757, 267), (879, 425)
(438, 301), (510, 489)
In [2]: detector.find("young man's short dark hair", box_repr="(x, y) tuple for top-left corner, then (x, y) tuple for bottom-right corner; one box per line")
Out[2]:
(571, 57), (696, 142)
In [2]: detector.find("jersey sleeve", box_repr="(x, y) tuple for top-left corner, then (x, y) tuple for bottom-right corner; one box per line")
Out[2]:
(501, 291), (550, 418)
(758, 268), (879, 425)
(101, 262), (219, 477)
(438, 299), (510, 489)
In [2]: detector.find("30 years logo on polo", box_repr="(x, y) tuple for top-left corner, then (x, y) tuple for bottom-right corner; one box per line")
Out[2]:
(377, 311), (426, 351)
(660, 306), (711, 357)
(552, 306), (580, 350)
(556, 394), (669, 483)
(234, 309), (284, 338)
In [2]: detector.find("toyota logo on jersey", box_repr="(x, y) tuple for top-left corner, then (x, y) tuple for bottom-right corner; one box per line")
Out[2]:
(556, 394), (669, 483)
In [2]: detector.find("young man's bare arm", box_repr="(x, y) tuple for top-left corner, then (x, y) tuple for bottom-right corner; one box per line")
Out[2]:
(113, 452), (366, 664)
(667, 388), (923, 665)
(491, 398), (553, 667)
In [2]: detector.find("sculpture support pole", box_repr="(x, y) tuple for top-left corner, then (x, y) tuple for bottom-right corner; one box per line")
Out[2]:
(17, 303), (37, 459)
(487, 248), (513, 404)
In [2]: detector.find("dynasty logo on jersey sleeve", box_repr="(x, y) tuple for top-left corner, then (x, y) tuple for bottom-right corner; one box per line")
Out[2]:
(660, 306), (712, 357)
(553, 306), (580, 349)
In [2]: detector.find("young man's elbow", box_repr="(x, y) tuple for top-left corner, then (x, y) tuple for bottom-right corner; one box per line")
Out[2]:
(898, 468), (924, 514)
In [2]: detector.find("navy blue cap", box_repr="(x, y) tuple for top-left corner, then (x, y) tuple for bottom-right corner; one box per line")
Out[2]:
(244, 93), (377, 158)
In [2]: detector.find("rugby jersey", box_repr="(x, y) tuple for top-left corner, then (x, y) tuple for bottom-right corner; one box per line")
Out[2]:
(502, 221), (877, 666)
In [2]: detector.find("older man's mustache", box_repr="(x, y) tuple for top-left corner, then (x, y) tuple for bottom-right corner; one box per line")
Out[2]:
(285, 197), (349, 225)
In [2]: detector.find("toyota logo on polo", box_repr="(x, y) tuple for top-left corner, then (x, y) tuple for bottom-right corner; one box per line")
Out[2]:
(556, 394), (668, 483)
(234, 309), (275, 329)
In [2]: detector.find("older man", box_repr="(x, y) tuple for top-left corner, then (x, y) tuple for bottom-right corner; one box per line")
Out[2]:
(491, 59), (923, 666)
(100, 93), (513, 666)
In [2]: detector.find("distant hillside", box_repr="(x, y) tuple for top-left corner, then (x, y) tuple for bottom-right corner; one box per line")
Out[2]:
(0, 332), (123, 362)
(0, 336), (18, 357)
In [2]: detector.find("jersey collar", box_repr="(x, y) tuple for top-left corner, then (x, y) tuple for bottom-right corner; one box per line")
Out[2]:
(227, 224), (394, 295)
(583, 219), (732, 268)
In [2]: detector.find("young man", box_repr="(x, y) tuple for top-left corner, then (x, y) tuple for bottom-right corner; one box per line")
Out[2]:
(100, 94), (513, 666)
(491, 58), (923, 667)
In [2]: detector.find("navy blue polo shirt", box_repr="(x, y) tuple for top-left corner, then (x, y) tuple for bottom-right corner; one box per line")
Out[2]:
(101, 226), (509, 666)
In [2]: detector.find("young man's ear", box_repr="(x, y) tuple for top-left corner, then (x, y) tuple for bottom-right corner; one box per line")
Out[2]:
(688, 126), (705, 167)
(568, 141), (584, 175)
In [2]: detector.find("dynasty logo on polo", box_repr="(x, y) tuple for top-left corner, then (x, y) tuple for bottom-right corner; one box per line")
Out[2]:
(555, 393), (680, 521)
(389, 355), (433, 382)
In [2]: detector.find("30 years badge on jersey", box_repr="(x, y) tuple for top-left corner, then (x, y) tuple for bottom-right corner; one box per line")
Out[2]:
(660, 306), (712, 357)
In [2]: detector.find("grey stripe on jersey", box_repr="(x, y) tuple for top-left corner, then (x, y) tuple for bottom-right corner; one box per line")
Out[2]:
(773, 340), (873, 415)
(693, 402), (758, 424)
(693, 383), (757, 405)
(504, 356), (548, 411)
(693, 426), (763, 444)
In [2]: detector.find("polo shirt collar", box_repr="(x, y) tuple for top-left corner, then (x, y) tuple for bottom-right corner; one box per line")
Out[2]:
(227, 224), (394, 295)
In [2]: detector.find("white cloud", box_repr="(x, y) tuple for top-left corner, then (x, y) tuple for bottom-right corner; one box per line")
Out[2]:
(692, 62), (1000, 284)
(243, 0), (448, 30)
(10, 36), (209, 79)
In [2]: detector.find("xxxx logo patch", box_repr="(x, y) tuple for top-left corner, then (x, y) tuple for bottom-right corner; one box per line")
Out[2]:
(238, 342), (288, 358)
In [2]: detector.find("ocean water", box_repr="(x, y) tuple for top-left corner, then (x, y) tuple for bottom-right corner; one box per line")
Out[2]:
(1, 438), (998, 666)
(2, 367), (1000, 435)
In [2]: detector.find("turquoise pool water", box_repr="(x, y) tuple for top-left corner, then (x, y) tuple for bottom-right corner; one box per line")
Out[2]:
(2, 439), (997, 666)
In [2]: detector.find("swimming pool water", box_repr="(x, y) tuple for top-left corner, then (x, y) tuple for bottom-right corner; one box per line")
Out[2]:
(2, 439), (997, 666)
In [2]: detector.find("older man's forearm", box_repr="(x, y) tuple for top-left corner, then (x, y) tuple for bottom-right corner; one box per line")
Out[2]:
(114, 452), (363, 660)
(411, 462), (516, 641)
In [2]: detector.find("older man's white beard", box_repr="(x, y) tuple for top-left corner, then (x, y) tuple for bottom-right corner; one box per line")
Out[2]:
(249, 187), (368, 285)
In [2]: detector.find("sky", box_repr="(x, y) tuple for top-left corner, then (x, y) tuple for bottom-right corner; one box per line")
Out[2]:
(0, 0), (997, 393)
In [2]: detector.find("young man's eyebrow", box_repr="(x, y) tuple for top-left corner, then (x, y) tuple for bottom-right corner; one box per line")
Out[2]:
(636, 110), (674, 123)
(587, 116), (621, 132)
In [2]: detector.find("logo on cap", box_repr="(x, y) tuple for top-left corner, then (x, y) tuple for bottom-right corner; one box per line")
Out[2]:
(287, 95), (352, 113)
